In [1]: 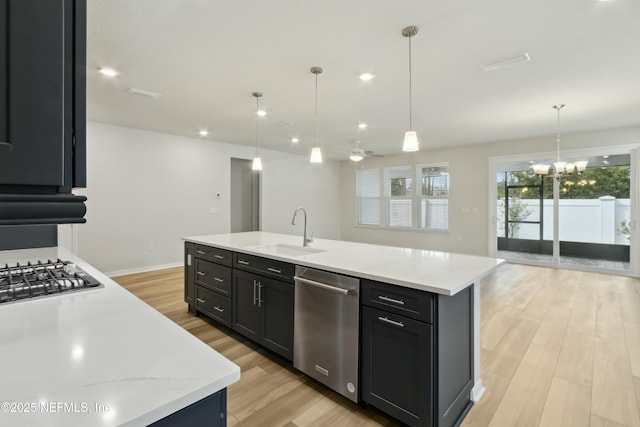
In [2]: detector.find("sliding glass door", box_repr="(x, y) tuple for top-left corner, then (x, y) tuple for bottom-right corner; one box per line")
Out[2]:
(495, 150), (634, 274)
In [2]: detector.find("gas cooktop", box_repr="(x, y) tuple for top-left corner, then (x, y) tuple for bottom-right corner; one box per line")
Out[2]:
(0, 259), (103, 304)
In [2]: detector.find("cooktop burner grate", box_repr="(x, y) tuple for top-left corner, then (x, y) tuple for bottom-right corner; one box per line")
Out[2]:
(0, 259), (103, 304)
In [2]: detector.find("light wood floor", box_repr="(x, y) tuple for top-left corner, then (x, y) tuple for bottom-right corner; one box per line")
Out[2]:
(113, 264), (640, 427)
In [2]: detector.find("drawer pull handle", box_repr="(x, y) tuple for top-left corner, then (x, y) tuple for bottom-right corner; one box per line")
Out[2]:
(197, 271), (206, 276)
(214, 254), (224, 259)
(378, 295), (405, 305)
(378, 316), (404, 328)
(238, 260), (250, 265)
(267, 267), (282, 274)
(214, 306), (225, 313)
(196, 298), (206, 303)
(196, 250), (206, 255)
(214, 277), (225, 282)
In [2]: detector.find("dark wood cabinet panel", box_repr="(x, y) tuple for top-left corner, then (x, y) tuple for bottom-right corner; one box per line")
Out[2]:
(150, 389), (227, 427)
(260, 275), (294, 360)
(232, 268), (294, 360)
(0, 0), (86, 193)
(184, 242), (195, 308)
(232, 269), (260, 340)
(362, 305), (433, 426)
(195, 259), (232, 296)
(196, 285), (232, 327)
(233, 252), (295, 283)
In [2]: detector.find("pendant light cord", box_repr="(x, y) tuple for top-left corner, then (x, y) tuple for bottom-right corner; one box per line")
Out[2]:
(314, 72), (319, 147)
(555, 104), (563, 162)
(408, 34), (413, 131)
(255, 96), (260, 157)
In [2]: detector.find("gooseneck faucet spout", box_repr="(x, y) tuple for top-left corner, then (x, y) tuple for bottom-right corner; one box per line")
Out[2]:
(291, 207), (312, 247)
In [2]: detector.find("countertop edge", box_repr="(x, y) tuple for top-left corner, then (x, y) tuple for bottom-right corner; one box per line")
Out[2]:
(183, 233), (505, 295)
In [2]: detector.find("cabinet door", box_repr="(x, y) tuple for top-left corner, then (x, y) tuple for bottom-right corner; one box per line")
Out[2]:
(260, 276), (294, 360)
(361, 306), (433, 427)
(0, 0), (66, 187)
(232, 269), (260, 340)
(184, 242), (195, 306)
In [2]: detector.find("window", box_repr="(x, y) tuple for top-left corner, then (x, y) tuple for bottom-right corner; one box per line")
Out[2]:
(356, 168), (381, 225)
(418, 164), (449, 230)
(355, 163), (450, 231)
(385, 166), (412, 227)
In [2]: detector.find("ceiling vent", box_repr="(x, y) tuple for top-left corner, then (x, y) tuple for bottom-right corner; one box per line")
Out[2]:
(127, 87), (162, 98)
(482, 52), (530, 71)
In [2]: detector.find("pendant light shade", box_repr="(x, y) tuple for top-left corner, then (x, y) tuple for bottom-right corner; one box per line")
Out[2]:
(310, 66), (323, 163)
(403, 131), (419, 152)
(252, 157), (263, 171)
(252, 91), (263, 171)
(310, 147), (323, 163)
(401, 26), (420, 152)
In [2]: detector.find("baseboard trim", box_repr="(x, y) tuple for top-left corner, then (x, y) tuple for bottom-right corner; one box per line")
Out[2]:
(471, 379), (486, 402)
(106, 262), (183, 278)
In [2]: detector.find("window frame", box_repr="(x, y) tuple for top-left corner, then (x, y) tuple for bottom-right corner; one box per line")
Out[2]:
(354, 162), (450, 232)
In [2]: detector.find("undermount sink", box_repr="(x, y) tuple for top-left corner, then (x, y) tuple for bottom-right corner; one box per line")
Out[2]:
(249, 243), (326, 257)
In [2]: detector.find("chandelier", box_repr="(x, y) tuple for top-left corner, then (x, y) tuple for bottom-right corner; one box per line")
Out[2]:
(532, 104), (588, 179)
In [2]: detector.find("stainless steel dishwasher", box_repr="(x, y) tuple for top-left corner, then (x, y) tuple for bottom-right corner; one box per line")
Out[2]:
(294, 266), (360, 402)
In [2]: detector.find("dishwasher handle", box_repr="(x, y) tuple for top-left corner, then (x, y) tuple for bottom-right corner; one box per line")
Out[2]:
(294, 276), (353, 295)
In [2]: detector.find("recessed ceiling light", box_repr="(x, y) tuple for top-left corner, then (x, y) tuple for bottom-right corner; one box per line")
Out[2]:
(98, 67), (119, 77)
(291, 137), (299, 144)
(358, 123), (368, 129)
(603, 160), (610, 165)
(199, 130), (208, 136)
(256, 110), (267, 117)
(603, 155), (609, 158)
(482, 53), (530, 71)
(359, 72), (375, 81)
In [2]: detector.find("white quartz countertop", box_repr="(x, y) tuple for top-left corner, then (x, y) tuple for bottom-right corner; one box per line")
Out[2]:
(0, 247), (240, 427)
(184, 232), (504, 296)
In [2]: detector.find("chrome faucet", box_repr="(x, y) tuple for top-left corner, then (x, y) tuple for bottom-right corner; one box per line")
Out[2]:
(291, 207), (313, 246)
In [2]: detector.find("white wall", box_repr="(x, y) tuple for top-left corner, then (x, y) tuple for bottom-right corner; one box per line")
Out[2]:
(341, 126), (640, 256)
(70, 122), (342, 275)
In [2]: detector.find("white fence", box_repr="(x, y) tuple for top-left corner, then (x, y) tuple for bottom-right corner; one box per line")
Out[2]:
(498, 196), (631, 245)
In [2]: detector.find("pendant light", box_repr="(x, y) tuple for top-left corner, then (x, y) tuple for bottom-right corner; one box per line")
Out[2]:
(310, 66), (323, 163)
(532, 104), (588, 180)
(251, 91), (263, 171)
(402, 26), (419, 152)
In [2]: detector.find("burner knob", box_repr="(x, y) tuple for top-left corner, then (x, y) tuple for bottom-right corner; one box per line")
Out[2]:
(63, 263), (77, 275)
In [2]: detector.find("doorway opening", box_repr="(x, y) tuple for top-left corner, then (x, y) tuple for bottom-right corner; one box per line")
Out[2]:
(230, 158), (260, 233)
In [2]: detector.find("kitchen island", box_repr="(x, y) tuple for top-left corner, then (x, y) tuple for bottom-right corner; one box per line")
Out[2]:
(184, 231), (504, 427)
(0, 247), (240, 427)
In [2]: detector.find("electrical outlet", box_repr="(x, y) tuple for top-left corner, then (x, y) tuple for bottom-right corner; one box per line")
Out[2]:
(147, 243), (154, 252)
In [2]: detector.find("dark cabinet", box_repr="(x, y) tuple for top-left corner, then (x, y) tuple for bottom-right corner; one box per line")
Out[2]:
(231, 269), (260, 340)
(361, 306), (433, 426)
(0, 0), (86, 192)
(232, 269), (294, 360)
(196, 285), (232, 327)
(184, 242), (196, 309)
(150, 389), (227, 427)
(0, 0), (87, 230)
(361, 280), (474, 427)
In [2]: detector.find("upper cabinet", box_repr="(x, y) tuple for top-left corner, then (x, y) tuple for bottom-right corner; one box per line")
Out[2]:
(0, 0), (86, 193)
(0, 0), (87, 226)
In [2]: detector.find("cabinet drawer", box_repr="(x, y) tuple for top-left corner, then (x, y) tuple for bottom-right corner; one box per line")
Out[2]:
(233, 253), (294, 283)
(362, 279), (434, 323)
(195, 259), (232, 296)
(195, 245), (232, 266)
(196, 286), (231, 327)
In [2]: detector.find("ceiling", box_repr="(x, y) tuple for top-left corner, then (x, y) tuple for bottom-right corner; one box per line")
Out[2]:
(86, 0), (640, 161)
